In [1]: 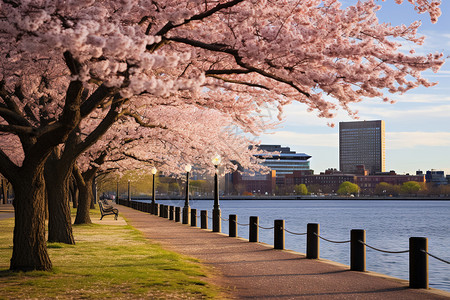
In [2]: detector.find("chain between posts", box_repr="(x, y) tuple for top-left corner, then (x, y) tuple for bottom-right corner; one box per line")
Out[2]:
(314, 232), (350, 244)
(220, 217), (229, 221)
(257, 224), (275, 230)
(284, 228), (307, 236)
(421, 250), (450, 264)
(358, 240), (409, 254)
(233, 220), (250, 226)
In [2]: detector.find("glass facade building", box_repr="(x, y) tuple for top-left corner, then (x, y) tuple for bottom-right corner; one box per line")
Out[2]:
(255, 145), (312, 176)
(339, 120), (385, 174)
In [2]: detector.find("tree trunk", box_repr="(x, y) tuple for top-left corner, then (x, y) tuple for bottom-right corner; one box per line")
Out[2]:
(73, 167), (92, 224)
(44, 152), (75, 244)
(1, 178), (8, 204)
(90, 178), (96, 210)
(69, 177), (78, 209)
(10, 169), (52, 271)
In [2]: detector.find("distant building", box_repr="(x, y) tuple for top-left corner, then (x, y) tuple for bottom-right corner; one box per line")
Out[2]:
(356, 172), (425, 194)
(339, 120), (385, 174)
(254, 144), (312, 177)
(284, 171), (356, 193)
(227, 144), (311, 195)
(425, 170), (447, 185)
(230, 170), (276, 195)
(283, 169), (425, 195)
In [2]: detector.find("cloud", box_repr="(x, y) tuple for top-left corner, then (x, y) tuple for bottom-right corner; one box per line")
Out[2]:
(387, 132), (450, 149)
(349, 103), (450, 121)
(261, 131), (338, 148)
(262, 130), (450, 150)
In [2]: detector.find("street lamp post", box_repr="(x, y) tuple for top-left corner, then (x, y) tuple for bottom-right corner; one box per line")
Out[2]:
(212, 155), (222, 232)
(182, 164), (192, 224)
(116, 181), (119, 204)
(151, 167), (157, 214)
(127, 180), (131, 207)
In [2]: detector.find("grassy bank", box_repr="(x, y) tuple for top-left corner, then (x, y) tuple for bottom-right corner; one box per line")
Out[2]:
(0, 209), (220, 299)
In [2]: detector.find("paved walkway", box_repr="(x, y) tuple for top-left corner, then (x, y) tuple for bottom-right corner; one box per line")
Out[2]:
(117, 204), (450, 299)
(0, 204), (14, 220)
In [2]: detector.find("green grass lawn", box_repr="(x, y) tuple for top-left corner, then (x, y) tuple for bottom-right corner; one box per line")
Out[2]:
(0, 208), (221, 299)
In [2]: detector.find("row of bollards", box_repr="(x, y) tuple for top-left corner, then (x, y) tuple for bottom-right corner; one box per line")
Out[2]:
(124, 200), (429, 290)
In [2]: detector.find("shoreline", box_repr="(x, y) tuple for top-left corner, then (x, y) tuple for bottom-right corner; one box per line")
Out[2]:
(128, 195), (450, 201)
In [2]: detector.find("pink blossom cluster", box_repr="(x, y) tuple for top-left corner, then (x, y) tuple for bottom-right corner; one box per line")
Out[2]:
(0, 0), (444, 173)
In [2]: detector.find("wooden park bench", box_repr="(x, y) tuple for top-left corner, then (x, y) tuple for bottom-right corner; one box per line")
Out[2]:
(99, 200), (119, 220)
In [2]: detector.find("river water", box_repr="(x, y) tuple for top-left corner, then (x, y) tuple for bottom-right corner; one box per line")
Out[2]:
(140, 199), (450, 292)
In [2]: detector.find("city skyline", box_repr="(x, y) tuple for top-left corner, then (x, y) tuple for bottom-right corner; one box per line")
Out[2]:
(260, 1), (450, 175)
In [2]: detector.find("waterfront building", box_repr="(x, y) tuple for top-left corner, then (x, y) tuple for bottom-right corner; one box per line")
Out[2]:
(356, 172), (425, 194)
(339, 120), (385, 174)
(227, 144), (311, 195)
(230, 170), (276, 195)
(425, 169), (448, 185)
(254, 144), (312, 177)
(284, 171), (356, 193)
(283, 169), (425, 195)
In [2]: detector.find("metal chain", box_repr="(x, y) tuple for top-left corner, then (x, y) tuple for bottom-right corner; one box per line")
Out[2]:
(235, 221), (250, 226)
(284, 228), (307, 236)
(359, 240), (409, 254)
(257, 224), (275, 230)
(422, 250), (450, 264)
(221, 217), (229, 221)
(314, 233), (350, 244)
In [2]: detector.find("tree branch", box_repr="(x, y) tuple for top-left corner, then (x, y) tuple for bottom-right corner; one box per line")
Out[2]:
(80, 84), (115, 118)
(74, 96), (125, 157)
(0, 147), (20, 184)
(205, 69), (252, 75)
(206, 74), (270, 90)
(0, 124), (34, 135)
(146, 0), (244, 52)
(122, 110), (168, 129)
(154, 0), (244, 36)
(166, 36), (311, 97)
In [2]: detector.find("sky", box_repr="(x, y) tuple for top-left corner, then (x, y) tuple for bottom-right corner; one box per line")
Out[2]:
(260, 0), (450, 175)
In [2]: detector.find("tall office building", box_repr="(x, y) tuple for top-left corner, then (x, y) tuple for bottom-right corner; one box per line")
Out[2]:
(339, 120), (385, 174)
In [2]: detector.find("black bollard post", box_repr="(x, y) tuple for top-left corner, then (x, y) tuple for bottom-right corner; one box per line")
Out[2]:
(229, 215), (237, 237)
(154, 204), (160, 216)
(169, 206), (174, 220)
(159, 204), (164, 217)
(191, 209), (197, 227)
(164, 205), (169, 218)
(274, 220), (285, 250)
(410, 237), (428, 289)
(175, 207), (181, 222)
(351, 229), (366, 271)
(201, 210), (208, 229)
(307, 223), (320, 259)
(249, 216), (259, 242)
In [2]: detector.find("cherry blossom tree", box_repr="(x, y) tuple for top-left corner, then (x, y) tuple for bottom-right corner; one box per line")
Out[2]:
(0, 0), (444, 271)
(73, 105), (267, 224)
